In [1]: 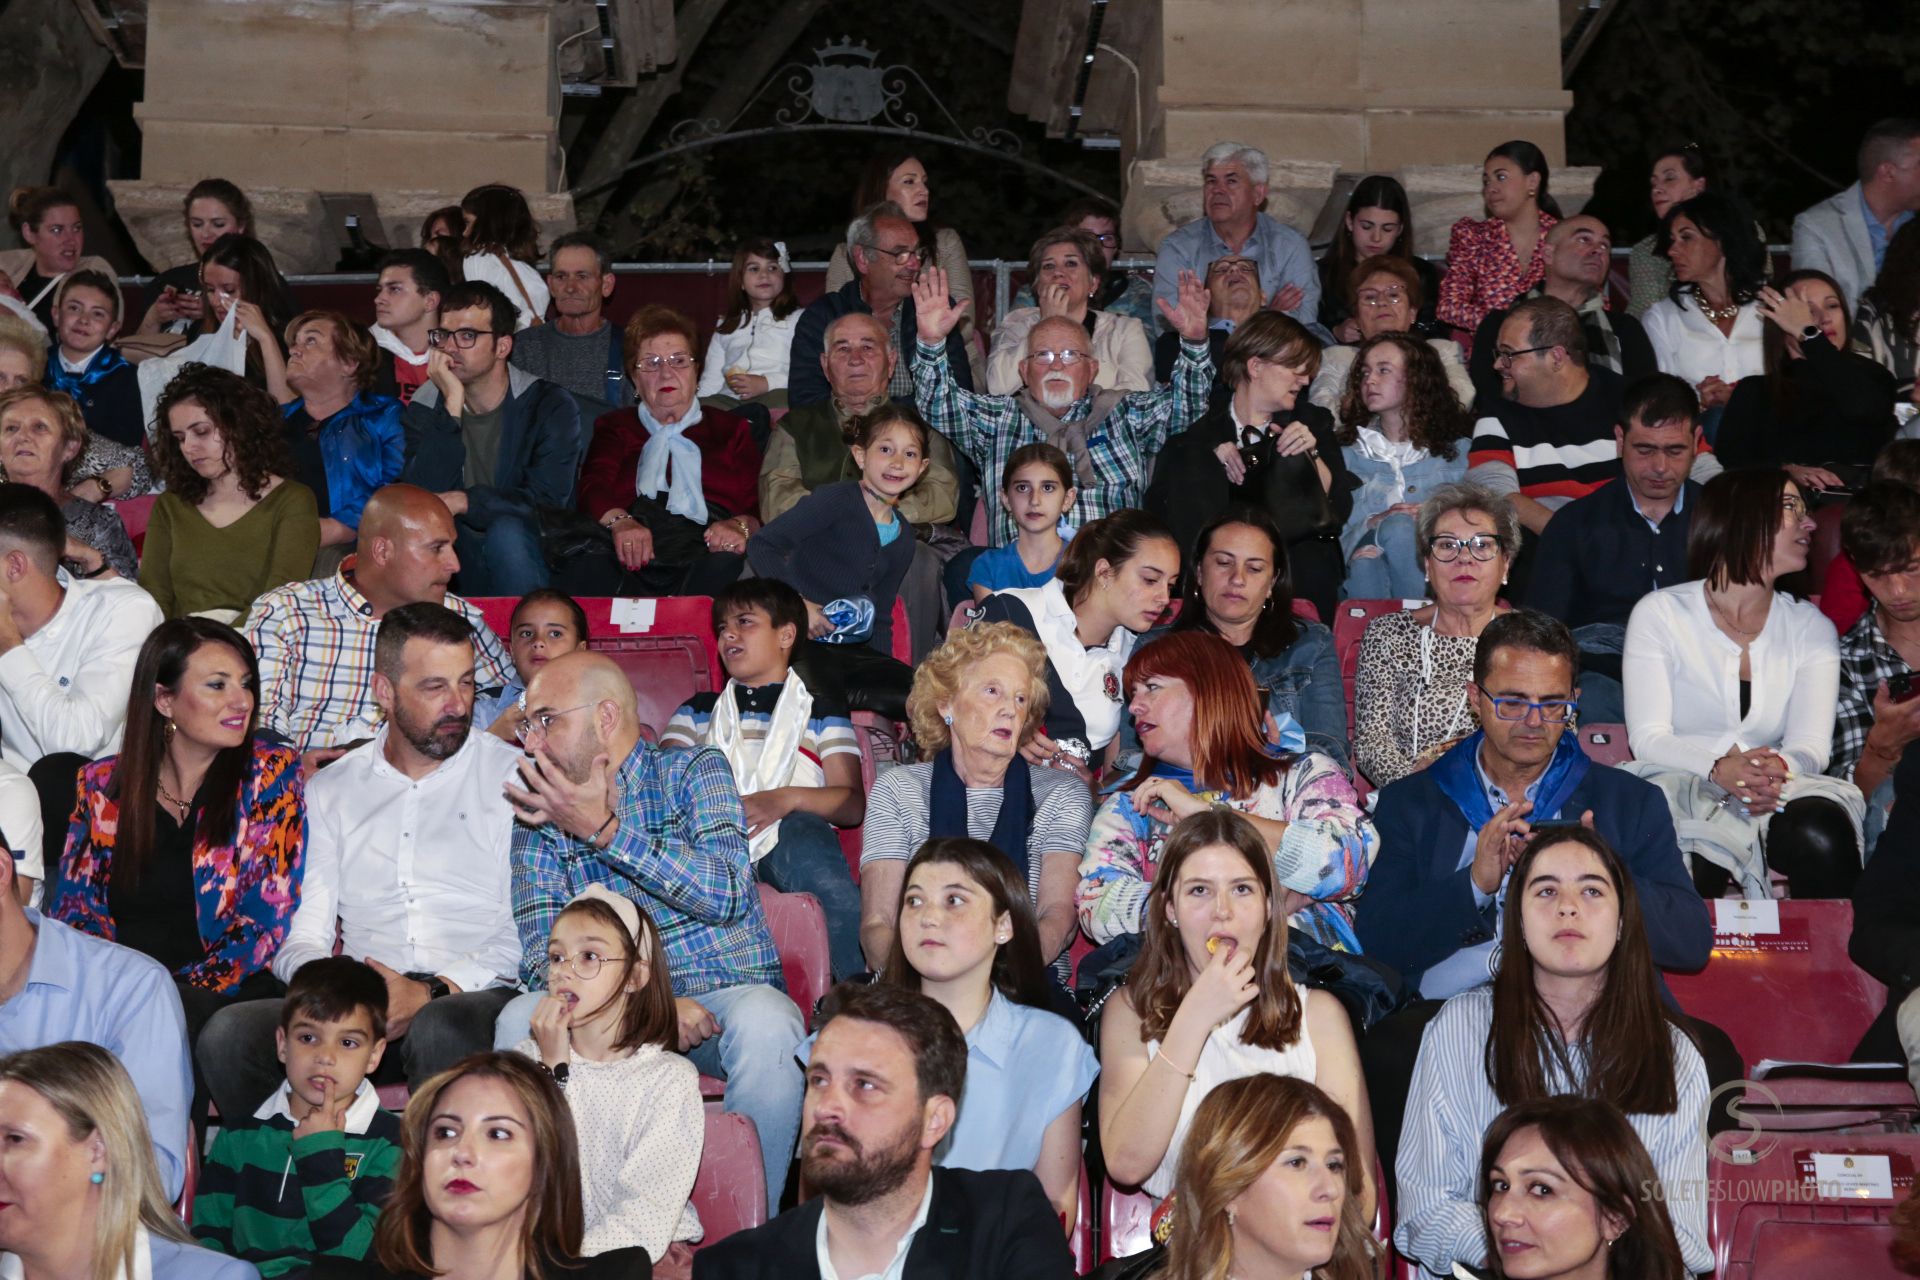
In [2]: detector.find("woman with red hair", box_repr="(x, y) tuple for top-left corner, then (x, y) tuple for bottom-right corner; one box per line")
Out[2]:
(1076, 629), (1376, 953)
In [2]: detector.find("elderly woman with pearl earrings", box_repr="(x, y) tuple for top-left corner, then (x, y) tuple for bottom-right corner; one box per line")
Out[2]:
(1351, 482), (1518, 787)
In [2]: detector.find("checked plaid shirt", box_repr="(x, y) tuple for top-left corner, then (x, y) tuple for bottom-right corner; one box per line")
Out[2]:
(241, 558), (512, 753)
(510, 737), (783, 998)
(1831, 606), (1911, 780)
(912, 335), (1214, 544)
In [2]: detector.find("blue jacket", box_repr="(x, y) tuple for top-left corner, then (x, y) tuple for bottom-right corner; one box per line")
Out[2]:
(151, 1232), (260, 1278)
(401, 366), (583, 530)
(787, 278), (974, 408)
(285, 393), (405, 530)
(1354, 747), (1711, 993)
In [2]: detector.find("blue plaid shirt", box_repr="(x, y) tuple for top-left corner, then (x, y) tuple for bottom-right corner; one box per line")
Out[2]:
(509, 738), (783, 997)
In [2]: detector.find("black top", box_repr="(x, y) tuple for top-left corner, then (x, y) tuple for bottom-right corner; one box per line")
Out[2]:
(692, 1166), (1073, 1280)
(1850, 739), (1920, 1058)
(107, 804), (203, 976)
(282, 407), (334, 519)
(1717, 335), (1898, 470)
(1318, 252), (1443, 336)
(1467, 293), (1657, 408)
(1525, 471), (1700, 637)
(1150, 327), (1231, 410)
(18, 268), (56, 330)
(310, 1246), (652, 1279)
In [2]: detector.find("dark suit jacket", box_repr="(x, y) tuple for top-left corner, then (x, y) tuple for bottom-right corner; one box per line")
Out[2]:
(1354, 754), (1712, 993)
(692, 1167), (1073, 1280)
(1851, 741), (1920, 1059)
(310, 1246), (650, 1278)
(788, 279), (974, 408)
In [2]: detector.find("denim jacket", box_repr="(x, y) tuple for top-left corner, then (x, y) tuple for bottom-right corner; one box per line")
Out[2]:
(1123, 620), (1351, 771)
(1339, 435), (1468, 560)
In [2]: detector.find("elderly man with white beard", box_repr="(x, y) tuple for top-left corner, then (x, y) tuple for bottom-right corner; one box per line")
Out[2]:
(911, 264), (1215, 545)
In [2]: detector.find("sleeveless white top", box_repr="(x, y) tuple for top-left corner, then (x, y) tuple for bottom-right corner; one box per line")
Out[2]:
(1142, 977), (1317, 1197)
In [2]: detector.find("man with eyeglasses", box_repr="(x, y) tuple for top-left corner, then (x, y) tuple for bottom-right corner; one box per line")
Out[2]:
(1151, 142), (1327, 341)
(369, 249), (449, 406)
(1304, 256), (1475, 415)
(911, 263), (1215, 544)
(1354, 609), (1714, 1174)
(1149, 254), (1265, 393)
(788, 201), (974, 409)
(1466, 216), (1656, 405)
(201, 604), (524, 1121)
(400, 280), (583, 597)
(494, 650), (801, 1209)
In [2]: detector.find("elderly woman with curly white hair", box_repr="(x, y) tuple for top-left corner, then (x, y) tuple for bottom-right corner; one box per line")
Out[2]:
(856, 620), (1092, 975)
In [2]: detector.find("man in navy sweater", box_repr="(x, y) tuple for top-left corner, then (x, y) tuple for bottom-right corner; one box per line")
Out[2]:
(1353, 610), (1716, 1169)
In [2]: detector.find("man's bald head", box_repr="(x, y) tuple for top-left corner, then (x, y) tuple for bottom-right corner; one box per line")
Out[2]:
(355, 485), (461, 613)
(1545, 215), (1612, 295)
(532, 651), (637, 720)
(524, 651), (641, 782)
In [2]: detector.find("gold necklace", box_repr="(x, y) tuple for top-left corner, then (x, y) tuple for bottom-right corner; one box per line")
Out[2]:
(1692, 286), (1741, 323)
(1706, 591), (1764, 639)
(156, 774), (193, 819)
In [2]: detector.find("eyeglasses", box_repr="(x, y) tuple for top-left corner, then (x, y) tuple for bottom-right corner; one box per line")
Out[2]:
(1493, 344), (1555, 366)
(1485, 696), (1578, 724)
(1781, 495), (1809, 518)
(866, 244), (928, 265)
(1427, 533), (1505, 562)
(540, 947), (626, 983)
(1027, 349), (1090, 368)
(512, 702), (596, 744)
(1088, 231), (1119, 247)
(427, 328), (503, 350)
(1208, 260), (1258, 279)
(634, 353), (695, 373)
(1356, 287), (1408, 307)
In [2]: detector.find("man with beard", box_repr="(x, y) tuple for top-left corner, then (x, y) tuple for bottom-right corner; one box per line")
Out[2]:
(195, 603), (524, 1121)
(693, 983), (1073, 1280)
(912, 263), (1215, 545)
(495, 650), (803, 1209)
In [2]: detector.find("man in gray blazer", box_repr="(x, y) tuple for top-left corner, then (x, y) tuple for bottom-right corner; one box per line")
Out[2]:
(1791, 117), (1920, 306)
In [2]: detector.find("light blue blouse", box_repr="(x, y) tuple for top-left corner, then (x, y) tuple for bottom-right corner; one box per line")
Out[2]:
(939, 991), (1099, 1173)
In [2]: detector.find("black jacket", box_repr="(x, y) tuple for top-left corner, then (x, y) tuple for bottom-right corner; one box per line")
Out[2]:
(310, 1247), (650, 1279)
(400, 365), (584, 530)
(1850, 741), (1920, 1059)
(1718, 335), (1898, 470)
(692, 1167), (1073, 1280)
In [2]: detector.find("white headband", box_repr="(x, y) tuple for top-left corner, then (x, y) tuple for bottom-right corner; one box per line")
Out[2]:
(564, 884), (646, 950)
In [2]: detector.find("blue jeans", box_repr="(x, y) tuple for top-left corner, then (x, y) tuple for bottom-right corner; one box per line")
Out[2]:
(1571, 623), (1627, 724)
(1344, 512), (1428, 600)
(757, 813), (864, 982)
(495, 981), (804, 1206)
(455, 511), (549, 597)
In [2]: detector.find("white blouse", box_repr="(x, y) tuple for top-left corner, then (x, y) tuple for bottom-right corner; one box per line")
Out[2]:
(698, 307), (802, 397)
(462, 253), (551, 331)
(1641, 296), (1764, 390)
(1622, 580), (1841, 778)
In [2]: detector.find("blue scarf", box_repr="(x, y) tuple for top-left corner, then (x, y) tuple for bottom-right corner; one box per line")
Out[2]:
(929, 748), (1034, 885)
(47, 346), (129, 395)
(1427, 729), (1590, 832)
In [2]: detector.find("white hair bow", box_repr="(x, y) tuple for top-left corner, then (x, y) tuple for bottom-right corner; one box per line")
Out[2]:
(773, 240), (791, 272)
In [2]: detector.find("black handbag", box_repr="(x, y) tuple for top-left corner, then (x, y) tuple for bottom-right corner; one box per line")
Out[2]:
(1234, 427), (1340, 544)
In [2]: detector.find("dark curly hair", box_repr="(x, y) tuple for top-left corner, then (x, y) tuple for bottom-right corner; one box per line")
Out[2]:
(151, 364), (294, 504)
(1335, 331), (1469, 460)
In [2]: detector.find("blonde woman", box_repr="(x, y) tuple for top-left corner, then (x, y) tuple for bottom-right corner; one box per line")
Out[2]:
(0, 1041), (254, 1279)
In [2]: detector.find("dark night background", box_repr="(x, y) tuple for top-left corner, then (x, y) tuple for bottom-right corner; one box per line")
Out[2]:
(45, 0), (1920, 268)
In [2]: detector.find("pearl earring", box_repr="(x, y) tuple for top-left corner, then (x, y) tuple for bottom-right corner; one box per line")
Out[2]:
(943, 714), (952, 726)
(1226, 1206), (1236, 1226)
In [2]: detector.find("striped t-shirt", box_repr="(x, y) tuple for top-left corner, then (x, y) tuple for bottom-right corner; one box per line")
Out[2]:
(660, 680), (860, 773)
(1466, 364), (1624, 510)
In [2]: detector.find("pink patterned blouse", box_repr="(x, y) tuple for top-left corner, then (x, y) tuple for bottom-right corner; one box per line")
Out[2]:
(1437, 210), (1560, 334)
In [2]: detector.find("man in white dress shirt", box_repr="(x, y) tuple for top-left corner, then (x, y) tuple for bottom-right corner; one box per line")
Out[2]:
(196, 603), (523, 1119)
(0, 484), (163, 889)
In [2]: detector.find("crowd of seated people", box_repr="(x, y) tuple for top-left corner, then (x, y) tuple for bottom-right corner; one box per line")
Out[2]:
(0, 112), (1918, 1280)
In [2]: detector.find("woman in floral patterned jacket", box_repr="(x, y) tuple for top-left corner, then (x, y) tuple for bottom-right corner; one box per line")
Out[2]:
(1076, 629), (1377, 954)
(52, 617), (305, 1057)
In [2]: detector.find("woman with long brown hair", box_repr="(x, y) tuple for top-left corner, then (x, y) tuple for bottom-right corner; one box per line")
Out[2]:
(459, 184), (548, 331)
(1477, 1095), (1689, 1280)
(1394, 827), (1709, 1280)
(1096, 809), (1374, 1218)
(311, 1052), (650, 1278)
(1159, 1074), (1378, 1280)
(878, 837), (1096, 1230)
(1078, 630), (1375, 953)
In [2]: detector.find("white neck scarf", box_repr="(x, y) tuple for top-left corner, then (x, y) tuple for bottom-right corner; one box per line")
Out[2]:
(634, 401), (709, 524)
(371, 323), (429, 365)
(709, 674), (824, 861)
(1355, 421), (1428, 505)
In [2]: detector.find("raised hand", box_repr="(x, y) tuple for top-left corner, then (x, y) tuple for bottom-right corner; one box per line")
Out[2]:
(912, 266), (966, 343)
(1157, 269), (1212, 343)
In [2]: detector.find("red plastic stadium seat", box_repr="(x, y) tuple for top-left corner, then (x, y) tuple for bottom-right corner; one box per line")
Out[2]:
(111, 494), (156, 557)
(690, 1109), (769, 1250)
(1573, 723), (1632, 765)
(1806, 500), (1846, 596)
(756, 884), (831, 1028)
(1709, 1134), (1918, 1279)
(1332, 600), (1413, 742)
(1290, 597), (1321, 624)
(1101, 1184), (1156, 1262)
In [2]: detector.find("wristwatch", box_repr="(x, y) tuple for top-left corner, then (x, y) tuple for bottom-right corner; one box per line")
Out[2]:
(407, 972), (452, 1000)
(1800, 324), (1822, 344)
(539, 1060), (570, 1088)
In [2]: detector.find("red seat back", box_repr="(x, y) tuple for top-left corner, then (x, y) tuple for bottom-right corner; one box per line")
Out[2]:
(1101, 1185), (1156, 1262)
(1573, 723), (1632, 766)
(690, 1109), (769, 1250)
(1665, 900), (1886, 1070)
(110, 494), (157, 557)
(756, 884), (831, 1027)
(1332, 600), (1411, 742)
(1290, 597), (1321, 624)
(1807, 500), (1847, 596)
(1709, 1135), (1917, 1279)
(175, 1129), (197, 1223)
(469, 596), (723, 736)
